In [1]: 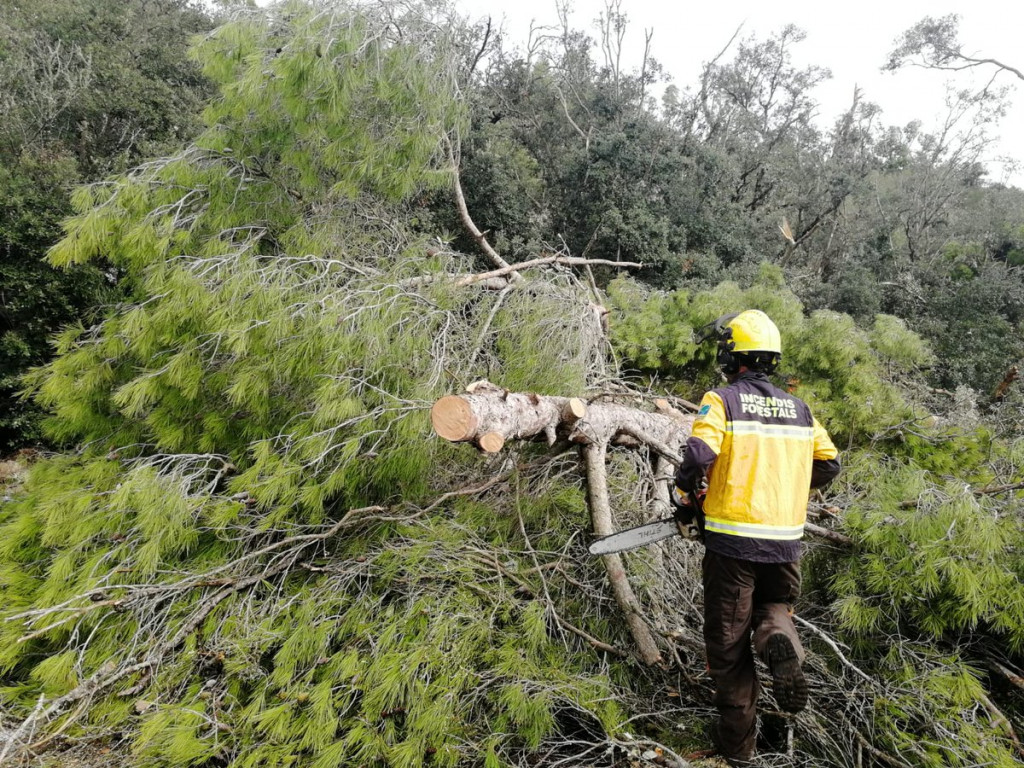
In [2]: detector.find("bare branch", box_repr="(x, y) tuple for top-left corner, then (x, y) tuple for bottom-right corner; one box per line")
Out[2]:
(454, 255), (643, 287)
(445, 134), (520, 278)
(583, 442), (662, 665)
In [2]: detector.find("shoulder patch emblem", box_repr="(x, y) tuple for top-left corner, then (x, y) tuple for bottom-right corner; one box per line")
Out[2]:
(697, 404), (711, 419)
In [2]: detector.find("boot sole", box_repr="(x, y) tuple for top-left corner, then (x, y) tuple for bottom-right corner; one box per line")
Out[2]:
(767, 633), (807, 713)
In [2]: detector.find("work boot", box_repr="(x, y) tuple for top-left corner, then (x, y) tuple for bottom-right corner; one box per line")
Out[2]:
(766, 633), (807, 713)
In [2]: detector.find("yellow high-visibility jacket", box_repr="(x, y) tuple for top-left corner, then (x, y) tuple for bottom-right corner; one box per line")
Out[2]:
(674, 372), (839, 561)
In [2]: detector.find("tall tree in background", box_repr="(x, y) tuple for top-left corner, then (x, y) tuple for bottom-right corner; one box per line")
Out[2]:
(879, 13), (1024, 391)
(435, 2), (698, 287)
(887, 14), (1024, 83)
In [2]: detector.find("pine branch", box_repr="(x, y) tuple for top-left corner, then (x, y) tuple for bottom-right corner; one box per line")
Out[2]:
(0, 502), (409, 758)
(554, 616), (629, 658)
(446, 134), (520, 278)
(898, 478), (1024, 508)
(793, 616), (876, 686)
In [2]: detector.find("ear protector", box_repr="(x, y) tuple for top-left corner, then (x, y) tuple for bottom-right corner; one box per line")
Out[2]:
(716, 326), (740, 374)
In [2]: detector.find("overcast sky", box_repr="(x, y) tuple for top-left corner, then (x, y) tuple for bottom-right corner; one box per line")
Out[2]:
(454, 0), (1024, 187)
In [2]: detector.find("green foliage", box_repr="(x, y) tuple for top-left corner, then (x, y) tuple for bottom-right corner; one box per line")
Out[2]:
(831, 456), (1024, 652)
(0, 152), (121, 449)
(0, 4), (633, 765)
(0, 0), (215, 171)
(437, 23), (695, 284)
(864, 646), (1022, 767)
(905, 260), (1024, 392)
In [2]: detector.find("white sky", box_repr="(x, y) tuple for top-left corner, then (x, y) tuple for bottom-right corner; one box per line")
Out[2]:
(454, 0), (1024, 187)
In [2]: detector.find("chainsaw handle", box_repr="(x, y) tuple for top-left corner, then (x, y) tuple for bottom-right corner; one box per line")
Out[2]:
(677, 489), (706, 541)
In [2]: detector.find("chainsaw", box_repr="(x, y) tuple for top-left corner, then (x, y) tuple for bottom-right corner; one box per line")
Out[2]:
(588, 490), (705, 555)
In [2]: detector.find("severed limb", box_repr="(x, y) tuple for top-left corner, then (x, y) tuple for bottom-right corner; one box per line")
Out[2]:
(583, 442), (663, 665)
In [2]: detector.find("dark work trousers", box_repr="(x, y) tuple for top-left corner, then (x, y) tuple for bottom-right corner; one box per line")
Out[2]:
(702, 549), (804, 761)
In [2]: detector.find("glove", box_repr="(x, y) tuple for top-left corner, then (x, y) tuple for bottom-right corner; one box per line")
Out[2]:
(670, 488), (705, 541)
(675, 515), (703, 541)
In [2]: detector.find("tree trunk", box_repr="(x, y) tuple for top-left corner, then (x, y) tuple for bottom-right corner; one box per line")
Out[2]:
(431, 381), (693, 454)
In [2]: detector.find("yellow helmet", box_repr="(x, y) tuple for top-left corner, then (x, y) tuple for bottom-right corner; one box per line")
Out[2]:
(725, 310), (782, 354)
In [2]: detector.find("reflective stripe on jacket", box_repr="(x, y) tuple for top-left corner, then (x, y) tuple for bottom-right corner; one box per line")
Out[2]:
(682, 374), (838, 544)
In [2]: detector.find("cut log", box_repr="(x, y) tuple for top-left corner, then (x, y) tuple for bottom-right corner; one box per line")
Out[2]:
(430, 382), (692, 458)
(563, 397), (587, 423)
(431, 395), (478, 442)
(478, 432), (506, 453)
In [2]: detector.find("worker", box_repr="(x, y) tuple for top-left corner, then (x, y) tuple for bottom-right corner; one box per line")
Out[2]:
(671, 309), (841, 766)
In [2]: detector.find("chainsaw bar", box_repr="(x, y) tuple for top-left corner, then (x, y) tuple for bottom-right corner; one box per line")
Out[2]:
(587, 518), (679, 555)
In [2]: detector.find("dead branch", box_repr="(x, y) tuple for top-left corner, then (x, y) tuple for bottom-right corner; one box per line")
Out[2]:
(454, 255), (643, 288)
(468, 282), (515, 367)
(987, 658), (1024, 693)
(975, 480), (1024, 496)
(555, 615), (628, 657)
(400, 272), (512, 291)
(793, 615), (875, 685)
(583, 442), (662, 665)
(654, 397), (698, 418)
(979, 691), (1024, 758)
(804, 521), (854, 546)
(466, 16), (491, 79)
(446, 134), (520, 279)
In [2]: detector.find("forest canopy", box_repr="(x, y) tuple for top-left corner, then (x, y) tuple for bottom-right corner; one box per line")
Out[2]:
(0, 2), (1022, 767)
